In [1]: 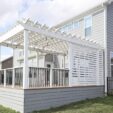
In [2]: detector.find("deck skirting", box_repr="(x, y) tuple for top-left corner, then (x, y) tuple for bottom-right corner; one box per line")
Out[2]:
(0, 86), (104, 113)
(0, 88), (24, 113)
(24, 86), (104, 113)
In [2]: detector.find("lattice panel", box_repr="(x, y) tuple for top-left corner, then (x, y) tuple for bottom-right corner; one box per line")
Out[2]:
(70, 44), (104, 86)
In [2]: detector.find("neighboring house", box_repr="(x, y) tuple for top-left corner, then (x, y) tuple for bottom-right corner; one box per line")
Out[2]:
(1, 56), (13, 69)
(0, 0), (113, 113)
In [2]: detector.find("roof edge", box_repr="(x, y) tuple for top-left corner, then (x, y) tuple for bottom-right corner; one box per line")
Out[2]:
(53, 0), (111, 28)
(1, 56), (13, 62)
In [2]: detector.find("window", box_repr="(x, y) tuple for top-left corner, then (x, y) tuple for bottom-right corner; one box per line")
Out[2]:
(60, 25), (68, 33)
(67, 23), (73, 30)
(73, 21), (79, 29)
(60, 21), (79, 33)
(84, 15), (92, 37)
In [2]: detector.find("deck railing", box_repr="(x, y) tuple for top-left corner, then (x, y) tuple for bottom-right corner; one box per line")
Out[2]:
(52, 68), (69, 87)
(0, 67), (69, 89)
(15, 67), (23, 87)
(0, 67), (23, 88)
(29, 67), (50, 88)
(29, 67), (69, 88)
(6, 68), (13, 87)
(0, 70), (4, 86)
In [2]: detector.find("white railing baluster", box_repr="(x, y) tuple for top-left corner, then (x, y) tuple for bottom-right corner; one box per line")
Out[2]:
(50, 68), (52, 87)
(4, 69), (6, 87)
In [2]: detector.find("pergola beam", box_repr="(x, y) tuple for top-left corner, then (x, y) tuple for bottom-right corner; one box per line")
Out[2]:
(0, 25), (24, 43)
(1, 42), (66, 55)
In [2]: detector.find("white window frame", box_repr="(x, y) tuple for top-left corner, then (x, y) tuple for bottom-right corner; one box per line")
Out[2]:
(84, 15), (92, 38)
(67, 23), (73, 31)
(73, 21), (80, 29)
(60, 21), (80, 33)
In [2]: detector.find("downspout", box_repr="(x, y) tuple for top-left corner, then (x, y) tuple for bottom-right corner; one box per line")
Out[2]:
(102, 2), (108, 94)
(102, 0), (113, 95)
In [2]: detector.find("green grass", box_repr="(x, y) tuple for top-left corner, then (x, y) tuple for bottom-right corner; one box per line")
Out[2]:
(0, 105), (19, 113)
(33, 96), (113, 113)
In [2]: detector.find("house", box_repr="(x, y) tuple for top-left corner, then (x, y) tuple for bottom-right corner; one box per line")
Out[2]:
(53, 0), (113, 93)
(0, 0), (113, 113)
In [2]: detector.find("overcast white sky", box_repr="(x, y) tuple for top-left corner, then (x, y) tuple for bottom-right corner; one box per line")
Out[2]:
(0, 0), (106, 60)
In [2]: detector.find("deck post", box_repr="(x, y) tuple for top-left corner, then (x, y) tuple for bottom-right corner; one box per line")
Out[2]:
(4, 69), (6, 87)
(64, 55), (65, 68)
(37, 52), (39, 67)
(23, 29), (29, 89)
(50, 68), (52, 87)
(68, 43), (73, 87)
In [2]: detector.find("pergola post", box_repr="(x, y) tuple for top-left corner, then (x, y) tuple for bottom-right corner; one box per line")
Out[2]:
(37, 52), (39, 67)
(12, 49), (15, 88)
(23, 29), (29, 89)
(4, 69), (6, 87)
(64, 55), (65, 68)
(68, 43), (73, 87)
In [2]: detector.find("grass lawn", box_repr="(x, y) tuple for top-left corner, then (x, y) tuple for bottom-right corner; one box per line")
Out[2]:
(0, 105), (19, 113)
(33, 96), (113, 113)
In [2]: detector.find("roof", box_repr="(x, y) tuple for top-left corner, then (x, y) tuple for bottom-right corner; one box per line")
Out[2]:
(0, 19), (102, 56)
(54, 0), (113, 28)
(1, 56), (13, 62)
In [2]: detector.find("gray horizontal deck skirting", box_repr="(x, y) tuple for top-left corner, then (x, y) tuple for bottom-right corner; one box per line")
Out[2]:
(24, 86), (104, 113)
(0, 86), (104, 113)
(0, 88), (24, 113)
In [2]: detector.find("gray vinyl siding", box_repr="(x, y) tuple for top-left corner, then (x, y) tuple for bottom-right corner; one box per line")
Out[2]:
(24, 86), (104, 113)
(58, 8), (105, 47)
(0, 86), (104, 113)
(107, 2), (113, 77)
(0, 88), (24, 113)
(92, 10), (104, 46)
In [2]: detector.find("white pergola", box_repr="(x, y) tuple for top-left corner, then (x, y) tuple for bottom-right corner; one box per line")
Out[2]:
(0, 19), (102, 89)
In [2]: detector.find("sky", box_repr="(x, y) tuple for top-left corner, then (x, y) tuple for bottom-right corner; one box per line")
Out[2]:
(0, 0), (106, 60)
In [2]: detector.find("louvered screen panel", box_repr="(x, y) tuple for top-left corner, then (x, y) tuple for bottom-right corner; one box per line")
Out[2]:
(70, 44), (104, 86)
(98, 50), (104, 85)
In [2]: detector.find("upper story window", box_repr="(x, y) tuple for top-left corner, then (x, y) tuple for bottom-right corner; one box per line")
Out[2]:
(60, 21), (79, 33)
(60, 25), (68, 33)
(73, 21), (79, 29)
(84, 15), (92, 37)
(67, 23), (73, 31)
